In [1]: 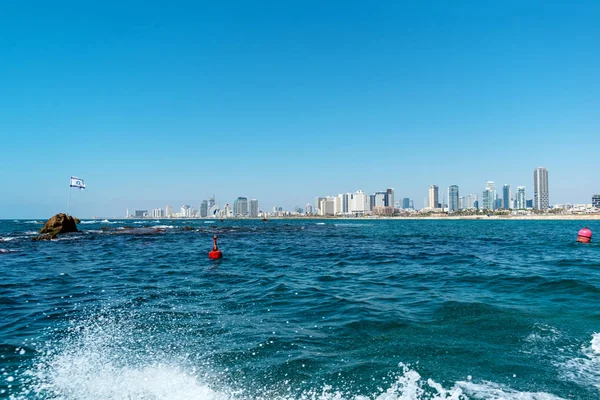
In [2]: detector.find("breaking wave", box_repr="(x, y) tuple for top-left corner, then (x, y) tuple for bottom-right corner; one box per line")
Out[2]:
(8, 311), (565, 400)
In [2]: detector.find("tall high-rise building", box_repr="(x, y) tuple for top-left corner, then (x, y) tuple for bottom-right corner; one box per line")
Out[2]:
(249, 199), (259, 217)
(315, 197), (326, 214)
(200, 200), (208, 217)
(374, 192), (387, 207)
(482, 181), (496, 210)
(151, 208), (164, 218)
(448, 185), (459, 212)
(351, 190), (368, 215)
(428, 185), (439, 209)
(516, 186), (526, 209)
(165, 205), (173, 217)
(502, 184), (511, 209)
(386, 188), (394, 208)
(534, 167), (549, 210)
(402, 198), (411, 209)
(233, 197), (248, 216)
(592, 194), (600, 208)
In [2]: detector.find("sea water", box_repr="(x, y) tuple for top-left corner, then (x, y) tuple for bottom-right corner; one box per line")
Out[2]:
(0, 219), (599, 399)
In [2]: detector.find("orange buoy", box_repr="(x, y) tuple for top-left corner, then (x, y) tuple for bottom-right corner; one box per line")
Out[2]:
(577, 227), (592, 244)
(208, 235), (223, 259)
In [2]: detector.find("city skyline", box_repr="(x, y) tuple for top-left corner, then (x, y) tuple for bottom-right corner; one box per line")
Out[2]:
(1, 2), (599, 218)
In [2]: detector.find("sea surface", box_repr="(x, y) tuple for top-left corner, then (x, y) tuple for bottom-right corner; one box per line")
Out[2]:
(1, 218), (599, 399)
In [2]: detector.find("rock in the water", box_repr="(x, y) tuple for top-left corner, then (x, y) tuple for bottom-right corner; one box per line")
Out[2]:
(183, 226), (195, 231)
(39, 213), (79, 235)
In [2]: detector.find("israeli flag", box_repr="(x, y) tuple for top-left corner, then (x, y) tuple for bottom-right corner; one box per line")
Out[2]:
(70, 176), (86, 189)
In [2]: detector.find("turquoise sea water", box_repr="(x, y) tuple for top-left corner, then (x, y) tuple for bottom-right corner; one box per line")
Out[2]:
(1, 219), (599, 399)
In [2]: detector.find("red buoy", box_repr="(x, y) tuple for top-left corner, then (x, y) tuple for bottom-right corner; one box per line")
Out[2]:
(577, 227), (592, 244)
(208, 235), (223, 259)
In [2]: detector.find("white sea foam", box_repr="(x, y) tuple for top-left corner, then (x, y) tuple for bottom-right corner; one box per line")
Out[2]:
(14, 314), (566, 400)
(316, 222), (326, 225)
(556, 333), (600, 391)
(0, 237), (15, 242)
(152, 225), (175, 229)
(24, 221), (42, 224)
(79, 221), (98, 224)
(205, 221), (216, 223)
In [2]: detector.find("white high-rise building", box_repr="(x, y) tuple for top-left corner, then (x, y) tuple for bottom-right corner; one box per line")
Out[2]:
(516, 186), (526, 209)
(151, 208), (164, 218)
(351, 190), (369, 215)
(534, 167), (549, 210)
(249, 199), (259, 217)
(482, 181), (496, 210)
(305, 203), (314, 215)
(428, 185), (439, 209)
(165, 205), (173, 217)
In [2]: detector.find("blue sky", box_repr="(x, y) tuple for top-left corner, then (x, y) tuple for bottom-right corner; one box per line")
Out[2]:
(1, 1), (599, 218)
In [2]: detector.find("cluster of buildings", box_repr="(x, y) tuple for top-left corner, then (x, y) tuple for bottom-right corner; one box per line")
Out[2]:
(126, 167), (599, 218)
(128, 196), (260, 219)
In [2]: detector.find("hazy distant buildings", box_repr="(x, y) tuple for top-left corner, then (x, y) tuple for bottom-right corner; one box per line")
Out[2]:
(200, 200), (208, 217)
(465, 194), (477, 209)
(233, 197), (248, 216)
(503, 184), (510, 209)
(135, 210), (148, 218)
(448, 185), (459, 212)
(249, 199), (259, 217)
(534, 167), (549, 210)
(402, 198), (410, 209)
(516, 186), (526, 209)
(305, 203), (314, 214)
(151, 208), (164, 218)
(374, 192), (387, 208)
(593, 195), (600, 208)
(165, 205), (173, 217)
(428, 185), (439, 209)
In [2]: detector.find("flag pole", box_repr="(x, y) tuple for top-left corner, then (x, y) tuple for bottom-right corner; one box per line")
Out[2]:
(67, 185), (72, 216)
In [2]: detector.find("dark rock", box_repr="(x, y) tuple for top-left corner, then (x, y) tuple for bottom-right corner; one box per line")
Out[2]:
(39, 213), (79, 235)
(183, 226), (195, 231)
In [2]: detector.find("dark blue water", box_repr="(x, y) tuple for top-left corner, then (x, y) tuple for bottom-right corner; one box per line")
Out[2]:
(1, 219), (599, 399)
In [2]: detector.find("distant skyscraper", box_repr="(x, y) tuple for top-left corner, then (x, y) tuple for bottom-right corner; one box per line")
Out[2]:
(502, 184), (511, 209)
(386, 188), (394, 208)
(534, 167), (549, 210)
(516, 186), (526, 209)
(165, 205), (173, 217)
(374, 192), (387, 207)
(233, 197), (248, 216)
(402, 198), (410, 209)
(315, 197), (326, 214)
(526, 199), (533, 209)
(151, 208), (164, 218)
(465, 193), (477, 209)
(200, 200), (208, 217)
(249, 199), (258, 217)
(482, 181), (496, 210)
(428, 185), (439, 209)
(448, 185), (459, 212)
(592, 195), (600, 208)
(351, 190), (368, 215)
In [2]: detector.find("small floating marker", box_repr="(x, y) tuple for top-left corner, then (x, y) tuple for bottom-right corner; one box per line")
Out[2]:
(577, 227), (592, 243)
(208, 235), (223, 259)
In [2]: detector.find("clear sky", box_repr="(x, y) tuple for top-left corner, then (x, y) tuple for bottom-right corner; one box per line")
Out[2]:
(1, 1), (599, 218)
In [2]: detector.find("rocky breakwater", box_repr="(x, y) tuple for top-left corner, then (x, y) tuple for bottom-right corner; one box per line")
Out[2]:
(33, 213), (80, 241)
